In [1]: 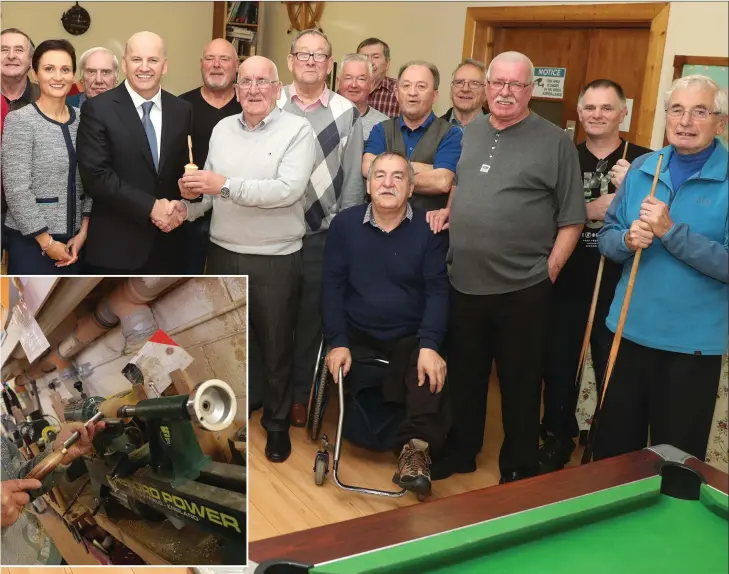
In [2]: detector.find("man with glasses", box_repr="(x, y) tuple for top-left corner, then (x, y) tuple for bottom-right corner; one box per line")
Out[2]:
(164, 55), (316, 463)
(277, 29), (365, 430)
(428, 51), (585, 484)
(441, 59), (488, 129)
(363, 61), (462, 213)
(67, 47), (119, 108)
(539, 79), (652, 474)
(357, 37), (399, 118)
(594, 75), (728, 462)
(179, 39), (242, 273)
(337, 53), (388, 140)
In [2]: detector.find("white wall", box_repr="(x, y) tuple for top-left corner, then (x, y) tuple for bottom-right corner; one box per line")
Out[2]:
(0, 1), (214, 95)
(262, 1), (728, 149)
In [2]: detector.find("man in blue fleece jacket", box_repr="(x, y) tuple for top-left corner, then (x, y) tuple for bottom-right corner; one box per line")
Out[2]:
(596, 75), (728, 461)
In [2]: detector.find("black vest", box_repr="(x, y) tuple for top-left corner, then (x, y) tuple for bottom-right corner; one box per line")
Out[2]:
(383, 116), (452, 211)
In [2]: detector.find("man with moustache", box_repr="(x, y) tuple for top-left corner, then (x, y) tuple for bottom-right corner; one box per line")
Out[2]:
(363, 61), (462, 213)
(1, 28), (39, 111)
(441, 59), (488, 129)
(428, 51), (585, 483)
(67, 47), (119, 108)
(277, 29), (365, 428)
(179, 38), (242, 273)
(337, 53), (387, 140)
(162, 56), (316, 463)
(77, 31), (193, 274)
(322, 151), (449, 496)
(357, 37), (399, 118)
(539, 79), (652, 473)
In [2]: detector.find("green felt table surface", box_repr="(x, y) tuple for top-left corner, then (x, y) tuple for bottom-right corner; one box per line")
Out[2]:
(311, 476), (729, 574)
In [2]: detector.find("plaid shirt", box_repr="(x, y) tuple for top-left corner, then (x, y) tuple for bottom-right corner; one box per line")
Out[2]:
(363, 201), (413, 232)
(367, 76), (399, 118)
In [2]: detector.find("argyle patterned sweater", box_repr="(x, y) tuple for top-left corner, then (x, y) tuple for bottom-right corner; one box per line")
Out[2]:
(278, 86), (365, 234)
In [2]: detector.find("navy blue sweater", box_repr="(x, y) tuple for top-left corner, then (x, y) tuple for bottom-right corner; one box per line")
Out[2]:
(322, 204), (449, 351)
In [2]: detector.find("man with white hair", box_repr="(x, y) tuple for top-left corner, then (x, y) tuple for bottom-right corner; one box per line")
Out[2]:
(441, 58), (488, 129)
(67, 46), (119, 108)
(337, 53), (387, 140)
(165, 55), (316, 463)
(594, 75), (728, 462)
(428, 51), (586, 483)
(539, 79), (652, 474)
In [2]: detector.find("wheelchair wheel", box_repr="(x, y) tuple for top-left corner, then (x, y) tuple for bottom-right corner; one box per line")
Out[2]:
(314, 457), (327, 486)
(310, 358), (330, 441)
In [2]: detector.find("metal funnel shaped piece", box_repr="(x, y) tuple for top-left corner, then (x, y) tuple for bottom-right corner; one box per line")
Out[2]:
(186, 379), (237, 432)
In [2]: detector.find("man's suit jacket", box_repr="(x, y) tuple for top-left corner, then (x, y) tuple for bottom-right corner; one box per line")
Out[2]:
(76, 83), (193, 271)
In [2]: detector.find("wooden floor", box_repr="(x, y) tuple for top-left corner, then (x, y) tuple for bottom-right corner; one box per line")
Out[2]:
(249, 376), (584, 541)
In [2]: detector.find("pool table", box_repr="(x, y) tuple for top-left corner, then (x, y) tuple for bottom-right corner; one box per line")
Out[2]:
(250, 445), (728, 574)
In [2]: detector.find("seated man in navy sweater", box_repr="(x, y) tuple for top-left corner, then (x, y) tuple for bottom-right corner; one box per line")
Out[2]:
(322, 151), (450, 497)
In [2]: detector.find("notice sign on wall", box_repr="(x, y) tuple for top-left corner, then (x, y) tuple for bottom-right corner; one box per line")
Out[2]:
(533, 67), (566, 99)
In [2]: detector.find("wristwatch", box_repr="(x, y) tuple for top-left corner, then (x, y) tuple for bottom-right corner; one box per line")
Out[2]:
(220, 178), (231, 200)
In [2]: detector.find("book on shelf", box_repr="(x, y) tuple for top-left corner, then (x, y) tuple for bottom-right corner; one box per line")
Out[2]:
(226, 2), (258, 25)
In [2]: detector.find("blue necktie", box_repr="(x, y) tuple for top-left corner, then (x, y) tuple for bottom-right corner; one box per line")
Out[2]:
(141, 101), (158, 171)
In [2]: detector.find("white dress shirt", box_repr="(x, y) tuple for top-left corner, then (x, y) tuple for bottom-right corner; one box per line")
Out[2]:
(125, 79), (162, 160)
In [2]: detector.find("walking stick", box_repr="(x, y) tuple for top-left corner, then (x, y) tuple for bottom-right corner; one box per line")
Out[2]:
(575, 142), (630, 390)
(582, 151), (662, 464)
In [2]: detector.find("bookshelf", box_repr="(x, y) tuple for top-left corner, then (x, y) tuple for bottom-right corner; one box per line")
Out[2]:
(212, 1), (264, 61)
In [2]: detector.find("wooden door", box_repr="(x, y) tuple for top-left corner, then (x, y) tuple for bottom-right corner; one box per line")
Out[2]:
(492, 27), (650, 145)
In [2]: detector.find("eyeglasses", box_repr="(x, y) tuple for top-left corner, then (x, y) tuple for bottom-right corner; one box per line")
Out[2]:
(666, 107), (722, 120)
(487, 80), (531, 92)
(83, 69), (114, 79)
(292, 52), (329, 63)
(452, 80), (485, 90)
(237, 78), (278, 90)
(588, 158), (609, 189)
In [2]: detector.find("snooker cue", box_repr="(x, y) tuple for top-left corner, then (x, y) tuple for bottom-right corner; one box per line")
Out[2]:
(575, 142), (629, 390)
(582, 152), (663, 464)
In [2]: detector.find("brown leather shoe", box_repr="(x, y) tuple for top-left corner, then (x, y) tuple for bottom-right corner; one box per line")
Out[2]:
(290, 403), (308, 427)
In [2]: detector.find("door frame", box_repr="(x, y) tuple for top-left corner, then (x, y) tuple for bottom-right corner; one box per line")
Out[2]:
(462, 3), (670, 148)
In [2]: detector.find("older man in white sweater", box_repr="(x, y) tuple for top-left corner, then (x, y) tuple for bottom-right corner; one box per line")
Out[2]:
(163, 56), (316, 463)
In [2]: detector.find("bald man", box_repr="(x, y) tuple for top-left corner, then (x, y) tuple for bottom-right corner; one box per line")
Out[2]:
(161, 56), (316, 462)
(179, 39), (242, 273)
(77, 31), (193, 274)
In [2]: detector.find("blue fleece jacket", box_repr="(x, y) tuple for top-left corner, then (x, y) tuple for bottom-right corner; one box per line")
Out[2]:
(598, 139), (728, 355)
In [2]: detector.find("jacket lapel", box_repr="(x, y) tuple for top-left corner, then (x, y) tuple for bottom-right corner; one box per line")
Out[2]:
(112, 84), (156, 173)
(158, 90), (174, 175)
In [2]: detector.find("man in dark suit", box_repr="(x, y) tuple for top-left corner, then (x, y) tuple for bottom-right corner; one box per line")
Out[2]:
(77, 31), (192, 274)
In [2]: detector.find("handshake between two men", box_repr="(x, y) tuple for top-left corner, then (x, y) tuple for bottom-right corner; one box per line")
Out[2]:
(150, 169), (229, 233)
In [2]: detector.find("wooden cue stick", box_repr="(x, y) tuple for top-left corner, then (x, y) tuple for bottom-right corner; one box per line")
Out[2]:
(574, 141), (629, 389)
(582, 151), (662, 463)
(187, 135), (194, 165)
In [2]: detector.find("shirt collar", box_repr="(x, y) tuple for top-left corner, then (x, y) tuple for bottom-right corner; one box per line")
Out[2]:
(125, 79), (162, 110)
(372, 76), (396, 93)
(3, 78), (35, 104)
(449, 108), (485, 127)
(238, 105), (281, 131)
(289, 83), (330, 107)
(398, 111), (436, 131)
(363, 202), (413, 232)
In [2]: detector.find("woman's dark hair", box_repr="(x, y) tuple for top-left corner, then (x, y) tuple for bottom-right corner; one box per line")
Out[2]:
(32, 39), (77, 74)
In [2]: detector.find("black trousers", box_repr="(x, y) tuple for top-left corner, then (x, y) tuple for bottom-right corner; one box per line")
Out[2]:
(207, 242), (303, 432)
(593, 338), (721, 462)
(348, 330), (450, 456)
(542, 291), (612, 442)
(291, 232), (328, 404)
(4, 228), (82, 275)
(445, 280), (553, 475)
